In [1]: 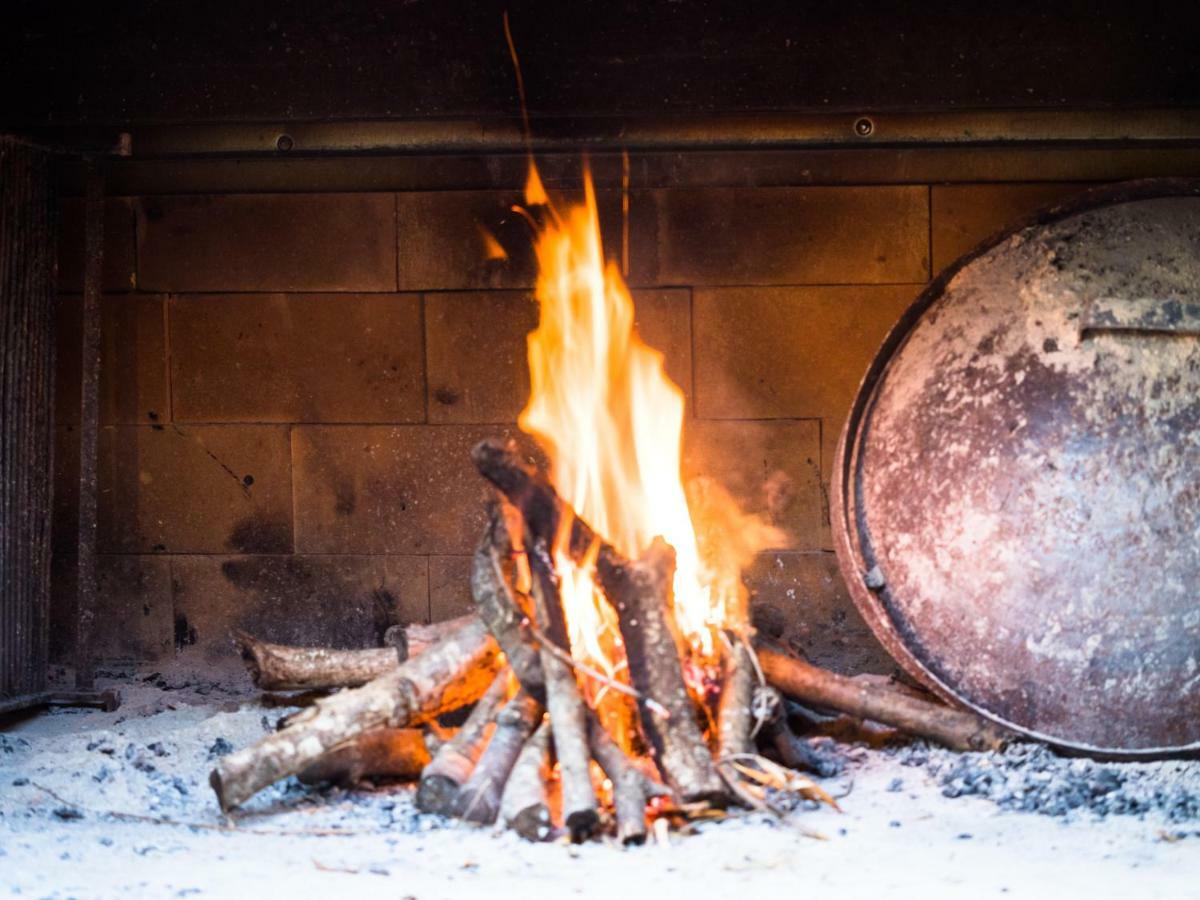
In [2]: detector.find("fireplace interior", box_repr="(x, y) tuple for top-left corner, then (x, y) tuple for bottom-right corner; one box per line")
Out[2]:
(3, 3), (1200, 897)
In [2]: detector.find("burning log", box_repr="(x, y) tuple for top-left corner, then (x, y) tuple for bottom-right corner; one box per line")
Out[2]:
(416, 670), (511, 815)
(231, 615), (475, 692)
(472, 439), (593, 555)
(528, 548), (601, 841)
(470, 502), (546, 701)
(596, 539), (727, 805)
(455, 689), (545, 824)
(500, 722), (554, 842)
(474, 439), (726, 806)
(716, 633), (756, 760)
(210, 617), (501, 812)
(588, 715), (668, 846)
(756, 647), (1011, 752)
(297, 727), (431, 786)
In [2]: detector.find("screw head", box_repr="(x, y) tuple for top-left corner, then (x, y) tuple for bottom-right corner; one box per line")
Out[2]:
(276, 134), (294, 152)
(854, 117), (874, 138)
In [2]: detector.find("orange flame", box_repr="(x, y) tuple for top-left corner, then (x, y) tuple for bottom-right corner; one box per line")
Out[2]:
(517, 163), (783, 672)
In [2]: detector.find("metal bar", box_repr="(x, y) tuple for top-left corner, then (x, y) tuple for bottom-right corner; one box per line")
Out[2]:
(0, 136), (56, 705)
(54, 146), (1200, 197)
(74, 162), (104, 690)
(122, 110), (1200, 158)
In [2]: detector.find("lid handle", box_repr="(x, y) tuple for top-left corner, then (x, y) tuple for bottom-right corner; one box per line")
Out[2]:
(1080, 295), (1200, 337)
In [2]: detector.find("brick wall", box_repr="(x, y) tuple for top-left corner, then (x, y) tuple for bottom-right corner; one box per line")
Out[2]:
(52, 177), (1090, 673)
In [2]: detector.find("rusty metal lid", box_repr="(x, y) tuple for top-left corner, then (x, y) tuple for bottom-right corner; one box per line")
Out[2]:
(833, 180), (1200, 758)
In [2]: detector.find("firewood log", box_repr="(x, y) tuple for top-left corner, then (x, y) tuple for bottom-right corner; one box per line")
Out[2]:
(716, 633), (756, 760)
(596, 538), (727, 805)
(211, 616), (501, 812)
(588, 715), (668, 846)
(470, 501), (546, 701)
(756, 647), (1011, 752)
(528, 543), (600, 842)
(472, 439), (595, 557)
(474, 439), (727, 806)
(232, 634), (399, 692)
(231, 615), (475, 692)
(416, 670), (510, 815)
(297, 728), (431, 786)
(455, 689), (544, 824)
(753, 685), (843, 777)
(500, 722), (554, 842)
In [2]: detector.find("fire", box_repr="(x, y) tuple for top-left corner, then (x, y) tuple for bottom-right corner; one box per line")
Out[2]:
(516, 162), (784, 676)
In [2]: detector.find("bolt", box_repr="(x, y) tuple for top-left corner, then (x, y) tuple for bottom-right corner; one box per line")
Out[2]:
(276, 134), (294, 152)
(854, 117), (874, 138)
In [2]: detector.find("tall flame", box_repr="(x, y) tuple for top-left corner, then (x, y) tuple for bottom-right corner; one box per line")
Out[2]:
(517, 162), (782, 670)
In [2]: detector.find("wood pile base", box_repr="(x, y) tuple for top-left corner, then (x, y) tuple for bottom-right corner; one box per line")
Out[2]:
(210, 437), (1010, 843)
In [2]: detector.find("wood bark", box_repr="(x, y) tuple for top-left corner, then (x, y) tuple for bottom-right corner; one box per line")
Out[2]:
(500, 722), (554, 842)
(588, 715), (668, 845)
(596, 538), (727, 805)
(297, 728), (431, 785)
(472, 439), (595, 556)
(756, 647), (1011, 752)
(232, 614), (475, 692)
(415, 670), (510, 815)
(211, 617), (501, 812)
(233, 635), (399, 692)
(716, 634), (755, 760)
(470, 502), (545, 701)
(528, 547), (600, 842)
(455, 689), (544, 824)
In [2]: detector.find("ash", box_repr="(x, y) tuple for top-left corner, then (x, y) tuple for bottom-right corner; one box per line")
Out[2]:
(895, 741), (1200, 824)
(4, 667), (1200, 899)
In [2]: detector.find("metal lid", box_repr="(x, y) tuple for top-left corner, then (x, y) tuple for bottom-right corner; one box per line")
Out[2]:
(833, 180), (1200, 757)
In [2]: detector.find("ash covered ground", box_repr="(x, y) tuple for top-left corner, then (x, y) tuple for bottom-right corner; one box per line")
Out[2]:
(2, 666), (1198, 900)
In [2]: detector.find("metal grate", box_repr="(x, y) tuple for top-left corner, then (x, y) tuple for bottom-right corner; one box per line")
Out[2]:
(0, 136), (57, 705)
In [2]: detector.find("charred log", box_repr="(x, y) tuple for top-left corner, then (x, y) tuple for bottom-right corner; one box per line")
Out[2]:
(455, 689), (544, 824)
(500, 722), (554, 842)
(416, 670), (511, 815)
(756, 647), (1011, 752)
(752, 685), (843, 777)
(588, 715), (668, 846)
(471, 439), (595, 556)
(596, 538), (727, 805)
(470, 502), (545, 701)
(211, 617), (501, 812)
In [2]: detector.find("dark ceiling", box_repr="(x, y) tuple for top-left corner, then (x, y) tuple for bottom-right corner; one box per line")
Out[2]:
(3, 0), (1199, 129)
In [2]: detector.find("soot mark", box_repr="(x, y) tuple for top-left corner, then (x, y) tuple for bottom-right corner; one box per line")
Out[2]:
(334, 482), (356, 517)
(433, 387), (460, 406)
(173, 613), (196, 650)
(227, 515), (291, 554)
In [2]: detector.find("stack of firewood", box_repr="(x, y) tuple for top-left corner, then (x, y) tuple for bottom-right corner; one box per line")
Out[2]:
(211, 439), (1009, 844)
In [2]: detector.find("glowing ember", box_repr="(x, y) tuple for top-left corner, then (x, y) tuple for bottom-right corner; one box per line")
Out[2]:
(515, 161), (784, 678)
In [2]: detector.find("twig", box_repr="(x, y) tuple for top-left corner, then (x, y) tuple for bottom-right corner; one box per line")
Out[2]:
(710, 763), (830, 842)
(522, 617), (670, 720)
